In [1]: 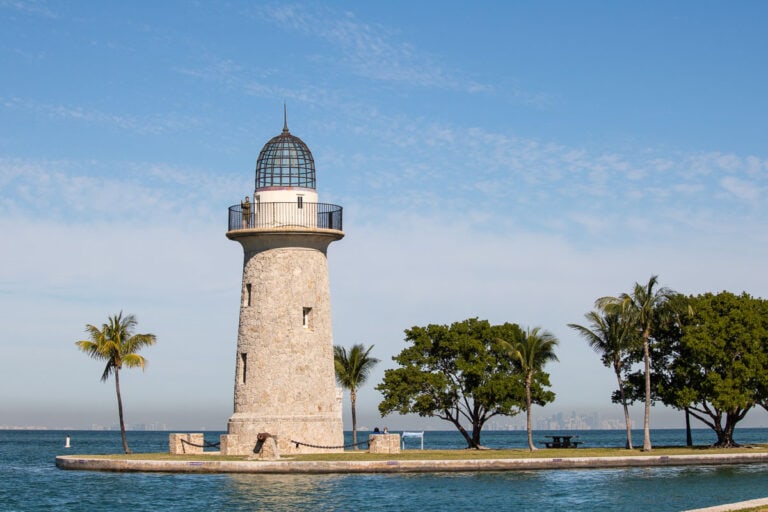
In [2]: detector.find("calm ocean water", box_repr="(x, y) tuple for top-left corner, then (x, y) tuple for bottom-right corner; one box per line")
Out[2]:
(1, 428), (767, 511)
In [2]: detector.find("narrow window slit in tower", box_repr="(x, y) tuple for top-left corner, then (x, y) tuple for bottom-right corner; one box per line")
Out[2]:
(302, 307), (312, 329)
(241, 353), (247, 384)
(245, 283), (252, 307)
(297, 195), (304, 209)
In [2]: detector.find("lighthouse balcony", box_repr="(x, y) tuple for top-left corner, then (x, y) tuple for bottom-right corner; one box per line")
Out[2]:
(228, 202), (343, 231)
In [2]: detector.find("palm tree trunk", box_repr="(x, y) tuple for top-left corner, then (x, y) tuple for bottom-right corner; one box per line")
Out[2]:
(526, 373), (535, 451)
(615, 367), (633, 449)
(351, 389), (358, 450)
(114, 368), (131, 454)
(642, 333), (652, 452)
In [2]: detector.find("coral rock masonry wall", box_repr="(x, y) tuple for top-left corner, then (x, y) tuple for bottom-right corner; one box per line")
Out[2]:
(222, 230), (344, 456)
(368, 434), (401, 454)
(169, 433), (204, 455)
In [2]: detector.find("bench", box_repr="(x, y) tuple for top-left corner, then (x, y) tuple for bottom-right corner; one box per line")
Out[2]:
(542, 435), (582, 448)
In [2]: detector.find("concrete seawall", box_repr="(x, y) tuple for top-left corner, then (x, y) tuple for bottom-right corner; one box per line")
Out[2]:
(56, 452), (768, 474)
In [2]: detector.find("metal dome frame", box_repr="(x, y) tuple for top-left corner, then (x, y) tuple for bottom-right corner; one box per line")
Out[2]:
(254, 114), (316, 190)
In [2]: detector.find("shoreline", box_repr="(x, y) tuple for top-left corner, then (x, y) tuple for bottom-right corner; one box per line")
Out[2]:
(686, 498), (768, 512)
(56, 451), (768, 474)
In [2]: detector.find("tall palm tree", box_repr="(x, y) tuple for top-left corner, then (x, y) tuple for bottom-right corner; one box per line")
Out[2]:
(506, 327), (559, 451)
(599, 275), (672, 451)
(333, 343), (379, 450)
(75, 312), (156, 454)
(568, 309), (638, 449)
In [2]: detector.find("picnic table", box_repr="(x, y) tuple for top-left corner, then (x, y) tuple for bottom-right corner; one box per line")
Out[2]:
(542, 435), (582, 448)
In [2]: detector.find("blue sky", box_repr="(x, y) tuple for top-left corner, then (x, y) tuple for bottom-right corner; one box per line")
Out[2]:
(1, 1), (766, 431)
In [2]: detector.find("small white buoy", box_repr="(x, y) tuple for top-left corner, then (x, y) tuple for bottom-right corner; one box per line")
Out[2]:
(65, 435), (71, 448)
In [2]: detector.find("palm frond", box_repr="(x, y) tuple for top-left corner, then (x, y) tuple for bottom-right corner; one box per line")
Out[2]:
(334, 343), (380, 391)
(506, 327), (559, 371)
(100, 361), (114, 382)
(122, 353), (147, 370)
(75, 312), (156, 381)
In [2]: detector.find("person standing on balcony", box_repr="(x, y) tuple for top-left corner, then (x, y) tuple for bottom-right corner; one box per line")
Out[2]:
(241, 196), (251, 228)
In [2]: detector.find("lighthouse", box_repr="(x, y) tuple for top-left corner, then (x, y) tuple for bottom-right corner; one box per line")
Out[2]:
(221, 112), (344, 455)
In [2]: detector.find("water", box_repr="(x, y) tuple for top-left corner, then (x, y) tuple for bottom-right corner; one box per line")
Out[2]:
(2, 429), (767, 511)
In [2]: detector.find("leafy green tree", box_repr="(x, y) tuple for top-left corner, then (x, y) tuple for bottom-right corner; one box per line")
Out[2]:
(648, 292), (768, 447)
(75, 312), (156, 454)
(333, 343), (380, 450)
(568, 309), (639, 449)
(377, 318), (550, 449)
(501, 327), (559, 451)
(599, 275), (673, 451)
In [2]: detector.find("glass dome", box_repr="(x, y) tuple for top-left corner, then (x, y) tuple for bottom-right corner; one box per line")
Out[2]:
(254, 120), (316, 190)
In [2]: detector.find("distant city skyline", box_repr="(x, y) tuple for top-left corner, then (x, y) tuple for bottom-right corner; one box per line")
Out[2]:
(1, 1), (766, 433)
(4, 403), (768, 433)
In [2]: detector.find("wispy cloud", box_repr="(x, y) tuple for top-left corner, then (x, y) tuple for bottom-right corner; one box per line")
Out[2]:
(320, 110), (767, 245)
(175, 54), (339, 111)
(1, 97), (201, 135)
(256, 3), (490, 94)
(0, 158), (241, 223)
(720, 175), (761, 202)
(0, 0), (56, 18)
(3, 90), (766, 260)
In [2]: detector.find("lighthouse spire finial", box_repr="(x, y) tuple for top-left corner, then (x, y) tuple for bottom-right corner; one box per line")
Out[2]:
(282, 102), (289, 134)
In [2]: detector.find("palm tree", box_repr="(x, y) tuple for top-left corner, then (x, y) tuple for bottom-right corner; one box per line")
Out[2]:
(568, 309), (639, 449)
(75, 312), (156, 454)
(599, 275), (672, 451)
(333, 343), (380, 450)
(505, 327), (559, 451)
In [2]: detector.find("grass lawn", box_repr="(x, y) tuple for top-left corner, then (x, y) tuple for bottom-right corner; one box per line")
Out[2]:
(70, 444), (768, 462)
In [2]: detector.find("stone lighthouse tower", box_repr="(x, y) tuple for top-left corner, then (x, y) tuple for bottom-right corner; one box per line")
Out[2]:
(221, 112), (344, 455)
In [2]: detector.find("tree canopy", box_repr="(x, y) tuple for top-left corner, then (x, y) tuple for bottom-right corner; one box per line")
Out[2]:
(641, 291), (768, 447)
(377, 318), (556, 449)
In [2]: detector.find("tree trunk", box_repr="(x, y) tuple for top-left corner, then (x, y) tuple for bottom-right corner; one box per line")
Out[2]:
(351, 389), (358, 450)
(714, 414), (740, 447)
(687, 406), (749, 449)
(471, 425), (482, 448)
(526, 373), (535, 451)
(685, 408), (692, 447)
(114, 368), (131, 454)
(456, 423), (479, 449)
(615, 365), (633, 449)
(714, 427), (731, 447)
(642, 332), (652, 452)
